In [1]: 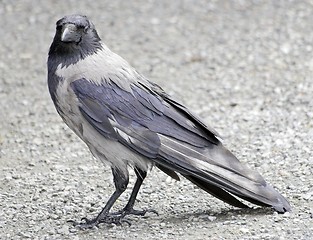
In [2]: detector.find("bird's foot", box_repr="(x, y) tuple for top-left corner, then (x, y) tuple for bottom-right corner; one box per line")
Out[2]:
(111, 207), (159, 218)
(68, 208), (158, 229)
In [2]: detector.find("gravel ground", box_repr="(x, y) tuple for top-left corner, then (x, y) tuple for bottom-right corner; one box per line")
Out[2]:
(1, 0), (312, 239)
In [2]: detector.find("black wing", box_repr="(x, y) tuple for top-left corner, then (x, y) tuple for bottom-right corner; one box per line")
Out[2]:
(71, 78), (290, 212)
(71, 78), (218, 151)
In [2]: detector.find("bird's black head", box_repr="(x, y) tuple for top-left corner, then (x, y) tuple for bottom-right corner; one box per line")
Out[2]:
(48, 14), (102, 66)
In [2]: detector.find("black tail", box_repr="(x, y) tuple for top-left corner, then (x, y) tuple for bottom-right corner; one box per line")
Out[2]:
(156, 138), (291, 213)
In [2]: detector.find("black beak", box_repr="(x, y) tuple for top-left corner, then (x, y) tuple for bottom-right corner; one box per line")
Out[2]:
(61, 24), (81, 43)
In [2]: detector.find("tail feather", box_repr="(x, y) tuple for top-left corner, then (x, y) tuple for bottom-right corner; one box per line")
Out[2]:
(184, 174), (249, 209)
(157, 135), (291, 213)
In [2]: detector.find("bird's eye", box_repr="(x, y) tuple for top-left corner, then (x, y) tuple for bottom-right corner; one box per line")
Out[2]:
(77, 25), (88, 32)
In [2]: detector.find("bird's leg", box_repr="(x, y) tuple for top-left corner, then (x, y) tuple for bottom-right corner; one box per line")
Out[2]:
(111, 167), (158, 219)
(70, 167), (129, 229)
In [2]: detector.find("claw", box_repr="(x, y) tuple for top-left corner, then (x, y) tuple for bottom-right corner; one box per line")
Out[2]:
(67, 207), (157, 229)
(122, 219), (132, 226)
(121, 208), (159, 217)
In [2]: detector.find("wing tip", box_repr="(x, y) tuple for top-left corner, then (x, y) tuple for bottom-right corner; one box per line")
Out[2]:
(264, 184), (291, 213)
(272, 196), (292, 213)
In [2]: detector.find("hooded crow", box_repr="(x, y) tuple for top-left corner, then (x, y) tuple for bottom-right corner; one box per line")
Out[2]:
(47, 14), (291, 228)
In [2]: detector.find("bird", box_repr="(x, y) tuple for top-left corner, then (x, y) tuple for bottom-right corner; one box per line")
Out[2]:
(47, 14), (291, 228)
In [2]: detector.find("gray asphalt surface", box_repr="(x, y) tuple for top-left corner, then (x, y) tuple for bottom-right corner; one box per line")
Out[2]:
(0, 0), (312, 239)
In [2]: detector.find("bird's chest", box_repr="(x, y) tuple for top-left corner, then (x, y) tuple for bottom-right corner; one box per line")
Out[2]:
(55, 80), (84, 139)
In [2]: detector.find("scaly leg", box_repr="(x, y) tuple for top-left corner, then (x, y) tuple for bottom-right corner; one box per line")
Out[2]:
(111, 167), (158, 219)
(70, 167), (129, 228)
(70, 167), (157, 228)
